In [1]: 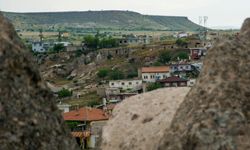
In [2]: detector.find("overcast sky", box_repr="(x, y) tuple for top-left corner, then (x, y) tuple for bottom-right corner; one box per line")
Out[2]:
(0, 0), (249, 29)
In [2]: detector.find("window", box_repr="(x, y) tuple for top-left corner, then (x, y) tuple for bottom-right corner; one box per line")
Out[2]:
(121, 82), (125, 85)
(129, 82), (132, 85)
(111, 83), (114, 86)
(136, 82), (139, 84)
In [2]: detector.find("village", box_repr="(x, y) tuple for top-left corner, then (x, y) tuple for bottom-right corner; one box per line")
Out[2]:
(23, 29), (235, 149)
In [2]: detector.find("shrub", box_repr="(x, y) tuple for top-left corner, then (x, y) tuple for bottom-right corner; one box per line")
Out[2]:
(127, 71), (138, 79)
(97, 68), (110, 78)
(58, 88), (72, 98)
(176, 38), (188, 47)
(109, 69), (124, 80)
(147, 83), (162, 91)
(53, 44), (65, 52)
(158, 51), (172, 64)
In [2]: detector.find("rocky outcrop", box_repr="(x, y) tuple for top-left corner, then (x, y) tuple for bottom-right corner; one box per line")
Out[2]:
(0, 14), (79, 149)
(158, 18), (250, 150)
(101, 87), (191, 150)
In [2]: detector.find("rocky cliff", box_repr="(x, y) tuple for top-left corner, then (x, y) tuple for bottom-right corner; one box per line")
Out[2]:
(0, 13), (79, 150)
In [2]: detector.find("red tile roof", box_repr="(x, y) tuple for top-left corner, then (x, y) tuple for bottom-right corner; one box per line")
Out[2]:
(71, 131), (91, 138)
(141, 66), (170, 73)
(159, 76), (188, 83)
(63, 107), (109, 121)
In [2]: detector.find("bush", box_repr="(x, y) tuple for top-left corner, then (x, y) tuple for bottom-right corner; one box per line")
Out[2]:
(127, 71), (138, 79)
(176, 38), (188, 47)
(147, 83), (162, 91)
(109, 69), (124, 80)
(97, 68), (110, 78)
(58, 88), (72, 98)
(158, 51), (172, 64)
(172, 52), (189, 60)
(53, 44), (65, 52)
(177, 52), (189, 60)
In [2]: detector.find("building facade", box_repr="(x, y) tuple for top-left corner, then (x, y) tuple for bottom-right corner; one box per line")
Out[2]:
(140, 66), (170, 83)
(109, 80), (142, 91)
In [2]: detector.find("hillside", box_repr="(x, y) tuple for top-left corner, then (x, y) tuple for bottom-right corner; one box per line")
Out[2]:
(3, 10), (203, 31)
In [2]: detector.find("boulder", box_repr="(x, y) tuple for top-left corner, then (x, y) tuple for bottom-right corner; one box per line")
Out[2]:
(101, 87), (190, 150)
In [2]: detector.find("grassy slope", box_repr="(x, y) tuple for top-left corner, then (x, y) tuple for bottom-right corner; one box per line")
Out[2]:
(3, 11), (203, 31)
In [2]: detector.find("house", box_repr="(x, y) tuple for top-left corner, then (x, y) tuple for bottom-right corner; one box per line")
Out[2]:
(54, 41), (72, 47)
(175, 32), (189, 38)
(32, 42), (50, 53)
(170, 63), (193, 73)
(63, 107), (109, 149)
(140, 66), (171, 83)
(106, 93), (137, 102)
(109, 80), (142, 91)
(190, 48), (207, 60)
(118, 34), (152, 45)
(158, 76), (188, 87)
(57, 103), (71, 113)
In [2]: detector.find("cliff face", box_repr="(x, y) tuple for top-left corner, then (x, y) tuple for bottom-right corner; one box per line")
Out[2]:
(158, 18), (250, 150)
(0, 14), (79, 150)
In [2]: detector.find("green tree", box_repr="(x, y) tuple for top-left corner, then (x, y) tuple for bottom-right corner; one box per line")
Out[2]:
(177, 52), (189, 60)
(57, 88), (72, 98)
(127, 70), (138, 79)
(84, 35), (99, 49)
(147, 83), (162, 91)
(53, 44), (65, 52)
(176, 38), (188, 47)
(159, 51), (172, 64)
(109, 69), (124, 80)
(97, 68), (110, 78)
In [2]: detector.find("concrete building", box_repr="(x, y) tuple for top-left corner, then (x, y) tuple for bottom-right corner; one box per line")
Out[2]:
(57, 103), (71, 113)
(109, 80), (142, 91)
(140, 66), (171, 83)
(32, 42), (50, 53)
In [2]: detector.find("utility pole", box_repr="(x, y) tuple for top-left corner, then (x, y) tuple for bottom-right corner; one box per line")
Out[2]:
(39, 29), (44, 42)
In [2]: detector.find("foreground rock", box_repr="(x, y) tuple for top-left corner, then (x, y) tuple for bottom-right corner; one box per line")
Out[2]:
(0, 14), (79, 149)
(158, 18), (250, 149)
(101, 87), (190, 150)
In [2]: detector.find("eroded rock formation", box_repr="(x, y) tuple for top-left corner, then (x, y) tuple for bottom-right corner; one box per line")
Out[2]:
(158, 18), (250, 150)
(101, 87), (191, 150)
(0, 14), (79, 150)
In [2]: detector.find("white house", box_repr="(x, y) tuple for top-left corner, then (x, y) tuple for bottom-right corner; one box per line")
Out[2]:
(32, 42), (49, 53)
(54, 41), (72, 47)
(174, 32), (189, 38)
(170, 63), (193, 73)
(109, 79), (142, 91)
(140, 66), (170, 83)
(57, 103), (71, 113)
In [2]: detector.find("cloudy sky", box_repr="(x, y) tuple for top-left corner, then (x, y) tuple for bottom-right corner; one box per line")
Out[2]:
(0, 0), (249, 28)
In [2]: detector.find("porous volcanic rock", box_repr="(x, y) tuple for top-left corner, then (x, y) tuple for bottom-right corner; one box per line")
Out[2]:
(0, 14), (79, 149)
(101, 87), (191, 150)
(158, 18), (250, 150)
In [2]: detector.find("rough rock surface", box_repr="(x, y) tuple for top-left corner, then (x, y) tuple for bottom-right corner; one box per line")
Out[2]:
(101, 87), (191, 150)
(0, 14), (79, 149)
(158, 18), (250, 150)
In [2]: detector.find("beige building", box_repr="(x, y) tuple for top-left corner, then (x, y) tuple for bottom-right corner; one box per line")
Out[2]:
(140, 66), (171, 83)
